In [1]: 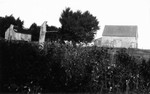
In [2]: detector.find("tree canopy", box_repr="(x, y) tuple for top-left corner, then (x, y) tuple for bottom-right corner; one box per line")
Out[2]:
(29, 23), (40, 41)
(59, 8), (99, 46)
(46, 25), (59, 41)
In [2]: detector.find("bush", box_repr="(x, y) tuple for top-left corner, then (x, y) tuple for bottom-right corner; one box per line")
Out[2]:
(0, 40), (48, 93)
(1, 39), (150, 94)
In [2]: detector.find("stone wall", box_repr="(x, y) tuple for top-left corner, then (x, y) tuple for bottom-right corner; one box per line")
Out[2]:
(5, 25), (31, 41)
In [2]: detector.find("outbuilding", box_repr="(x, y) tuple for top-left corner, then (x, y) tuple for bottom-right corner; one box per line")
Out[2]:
(95, 25), (138, 48)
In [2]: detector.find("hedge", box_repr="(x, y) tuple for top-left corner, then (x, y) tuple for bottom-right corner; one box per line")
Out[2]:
(0, 39), (150, 94)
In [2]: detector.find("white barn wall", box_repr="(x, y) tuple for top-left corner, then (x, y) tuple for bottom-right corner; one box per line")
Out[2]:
(101, 36), (138, 48)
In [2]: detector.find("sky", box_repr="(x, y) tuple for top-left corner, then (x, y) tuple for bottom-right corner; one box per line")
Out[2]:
(0, 0), (150, 49)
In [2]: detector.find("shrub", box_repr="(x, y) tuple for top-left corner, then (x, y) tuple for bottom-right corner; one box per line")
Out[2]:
(0, 40), (48, 93)
(1, 39), (150, 94)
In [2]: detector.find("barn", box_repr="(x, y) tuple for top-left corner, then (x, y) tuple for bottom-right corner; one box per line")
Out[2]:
(95, 25), (138, 48)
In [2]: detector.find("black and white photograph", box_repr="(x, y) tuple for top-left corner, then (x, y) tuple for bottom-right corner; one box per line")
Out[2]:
(0, 0), (150, 93)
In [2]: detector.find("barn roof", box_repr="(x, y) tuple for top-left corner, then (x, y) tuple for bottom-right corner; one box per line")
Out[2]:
(102, 25), (138, 37)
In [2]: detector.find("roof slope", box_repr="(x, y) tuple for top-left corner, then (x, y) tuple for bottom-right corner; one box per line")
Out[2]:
(102, 25), (138, 37)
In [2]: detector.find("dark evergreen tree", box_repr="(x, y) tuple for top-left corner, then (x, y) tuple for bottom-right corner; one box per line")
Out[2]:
(46, 25), (59, 41)
(59, 8), (99, 46)
(29, 23), (40, 41)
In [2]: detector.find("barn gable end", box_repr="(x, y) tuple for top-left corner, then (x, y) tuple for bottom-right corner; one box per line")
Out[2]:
(95, 25), (138, 48)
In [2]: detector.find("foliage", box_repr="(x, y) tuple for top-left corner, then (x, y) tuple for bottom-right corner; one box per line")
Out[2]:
(1, 39), (150, 94)
(29, 23), (59, 41)
(0, 39), (48, 93)
(29, 23), (40, 41)
(59, 8), (99, 46)
(46, 25), (60, 42)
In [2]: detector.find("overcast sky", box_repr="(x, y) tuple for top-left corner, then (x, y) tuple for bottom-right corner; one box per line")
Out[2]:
(0, 0), (150, 49)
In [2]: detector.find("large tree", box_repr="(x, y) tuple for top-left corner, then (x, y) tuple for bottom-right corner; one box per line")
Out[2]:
(59, 8), (99, 46)
(0, 15), (24, 38)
